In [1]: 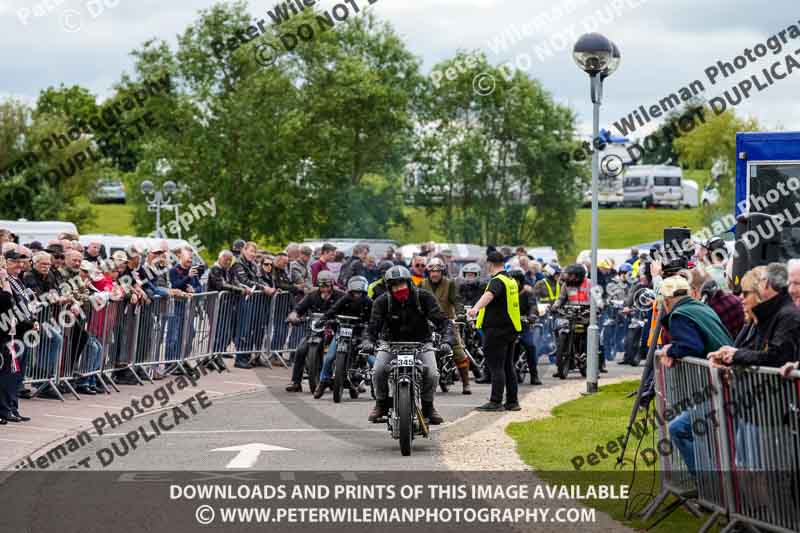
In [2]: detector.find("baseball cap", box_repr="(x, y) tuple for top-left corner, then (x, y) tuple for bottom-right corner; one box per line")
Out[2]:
(660, 275), (690, 298)
(112, 250), (128, 263)
(3, 249), (22, 260)
(79, 260), (94, 272)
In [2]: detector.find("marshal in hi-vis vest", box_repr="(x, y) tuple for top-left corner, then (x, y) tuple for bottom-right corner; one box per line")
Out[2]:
(476, 273), (522, 332)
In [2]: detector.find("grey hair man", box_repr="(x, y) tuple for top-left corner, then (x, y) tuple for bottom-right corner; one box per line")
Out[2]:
(788, 259), (800, 307)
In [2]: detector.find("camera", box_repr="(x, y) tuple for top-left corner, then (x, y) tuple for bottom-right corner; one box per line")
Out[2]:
(659, 227), (693, 276)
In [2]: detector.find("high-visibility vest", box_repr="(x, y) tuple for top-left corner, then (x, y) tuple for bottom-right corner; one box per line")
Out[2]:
(567, 278), (591, 304)
(632, 259), (641, 277)
(540, 279), (560, 303)
(476, 273), (522, 332)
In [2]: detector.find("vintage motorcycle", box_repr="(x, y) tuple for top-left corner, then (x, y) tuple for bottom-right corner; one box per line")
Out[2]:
(381, 341), (430, 456)
(554, 305), (591, 378)
(330, 315), (371, 403)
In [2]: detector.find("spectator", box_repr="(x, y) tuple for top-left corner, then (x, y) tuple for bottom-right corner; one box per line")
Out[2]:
(290, 245), (313, 293)
(231, 239), (245, 258)
(700, 237), (728, 289)
(686, 268), (744, 339)
(170, 248), (202, 295)
(727, 267), (767, 353)
(0, 256), (28, 422)
(410, 255), (427, 286)
(139, 244), (171, 299)
(272, 252), (294, 293)
(515, 246), (527, 259)
(500, 246), (513, 262)
(382, 246), (397, 264)
(27, 241), (44, 253)
(310, 243), (336, 286)
(258, 254), (277, 291)
(0, 229), (13, 248)
(84, 240), (103, 263)
(45, 243), (66, 286)
(788, 259), (800, 307)
(208, 251), (247, 294)
(626, 247), (639, 265)
(286, 243), (299, 263)
(708, 262), (800, 368)
(337, 244), (369, 286)
(5, 249), (38, 400)
(393, 249), (406, 266)
(657, 275), (733, 478)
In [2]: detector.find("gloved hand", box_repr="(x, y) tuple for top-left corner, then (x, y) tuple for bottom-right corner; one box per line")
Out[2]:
(360, 340), (374, 353)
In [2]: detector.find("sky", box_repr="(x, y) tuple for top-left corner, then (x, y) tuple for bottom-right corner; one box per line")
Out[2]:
(2, 0), (799, 139)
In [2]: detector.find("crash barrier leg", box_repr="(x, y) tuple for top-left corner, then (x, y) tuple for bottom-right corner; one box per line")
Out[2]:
(179, 292), (226, 372)
(267, 292), (298, 369)
(23, 303), (66, 401)
(207, 291), (240, 368)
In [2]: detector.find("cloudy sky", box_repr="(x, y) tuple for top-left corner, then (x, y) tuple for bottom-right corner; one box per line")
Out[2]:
(2, 0), (798, 137)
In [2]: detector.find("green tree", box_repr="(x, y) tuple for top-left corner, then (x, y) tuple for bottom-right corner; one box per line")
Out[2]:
(120, 2), (416, 251)
(674, 108), (760, 224)
(410, 52), (585, 255)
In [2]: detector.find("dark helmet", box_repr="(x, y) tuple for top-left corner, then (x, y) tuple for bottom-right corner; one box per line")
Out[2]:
(507, 267), (526, 289)
(384, 265), (412, 287)
(563, 264), (586, 287)
(378, 260), (395, 275)
(317, 270), (336, 287)
(347, 276), (368, 293)
(232, 239), (246, 253)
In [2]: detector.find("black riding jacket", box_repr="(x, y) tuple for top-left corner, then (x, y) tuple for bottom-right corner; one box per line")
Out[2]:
(323, 293), (373, 324)
(294, 288), (344, 317)
(367, 286), (454, 344)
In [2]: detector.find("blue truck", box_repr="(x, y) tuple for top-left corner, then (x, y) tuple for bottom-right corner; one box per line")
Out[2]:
(731, 131), (800, 288)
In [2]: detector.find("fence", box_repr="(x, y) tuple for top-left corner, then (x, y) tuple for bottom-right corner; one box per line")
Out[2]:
(647, 356), (800, 533)
(20, 290), (305, 399)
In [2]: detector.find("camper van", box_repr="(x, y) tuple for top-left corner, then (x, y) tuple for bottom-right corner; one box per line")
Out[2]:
(623, 165), (684, 208)
(0, 220), (79, 244)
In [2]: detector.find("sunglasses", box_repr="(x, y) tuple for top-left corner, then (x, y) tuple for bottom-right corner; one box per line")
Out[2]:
(264, 263), (273, 267)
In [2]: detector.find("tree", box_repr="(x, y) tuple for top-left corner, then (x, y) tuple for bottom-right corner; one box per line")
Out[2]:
(410, 52), (585, 255)
(674, 108), (760, 224)
(119, 2), (416, 251)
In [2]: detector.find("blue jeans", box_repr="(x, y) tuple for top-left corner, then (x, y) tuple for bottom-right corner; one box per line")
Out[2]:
(668, 411), (696, 476)
(78, 336), (102, 387)
(320, 338), (338, 382)
(532, 319), (556, 364)
(37, 330), (63, 378)
(519, 326), (537, 371)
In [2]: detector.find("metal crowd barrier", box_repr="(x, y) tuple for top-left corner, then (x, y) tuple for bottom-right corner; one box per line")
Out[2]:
(648, 356), (800, 533)
(21, 289), (306, 399)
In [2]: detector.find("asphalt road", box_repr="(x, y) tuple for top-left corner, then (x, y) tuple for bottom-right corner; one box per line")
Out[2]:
(65, 361), (642, 471)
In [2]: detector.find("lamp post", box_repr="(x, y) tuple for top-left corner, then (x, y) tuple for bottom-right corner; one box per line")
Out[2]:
(573, 33), (620, 394)
(140, 179), (179, 238)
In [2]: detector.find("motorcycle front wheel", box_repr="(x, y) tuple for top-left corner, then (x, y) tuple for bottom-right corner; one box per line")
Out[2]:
(397, 382), (413, 457)
(306, 343), (321, 394)
(333, 348), (348, 403)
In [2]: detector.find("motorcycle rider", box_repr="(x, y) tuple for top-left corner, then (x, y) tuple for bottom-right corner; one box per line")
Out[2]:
(367, 260), (395, 299)
(551, 263), (606, 378)
(421, 258), (472, 394)
(533, 264), (561, 304)
(285, 271), (344, 392)
(457, 263), (484, 306)
(508, 267), (541, 385)
(361, 266), (453, 425)
(314, 276), (373, 399)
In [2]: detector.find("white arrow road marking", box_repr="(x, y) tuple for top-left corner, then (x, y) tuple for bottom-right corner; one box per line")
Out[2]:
(211, 443), (294, 468)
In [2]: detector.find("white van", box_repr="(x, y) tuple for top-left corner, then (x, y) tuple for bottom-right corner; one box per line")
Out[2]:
(0, 219), (79, 244)
(682, 179), (699, 208)
(623, 165), (684, 208)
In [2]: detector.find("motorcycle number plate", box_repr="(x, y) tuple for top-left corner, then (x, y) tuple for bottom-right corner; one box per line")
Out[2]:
(397, 355), (415, 366)
(575, 325), (585, 332)
(340, 327), (353, 337)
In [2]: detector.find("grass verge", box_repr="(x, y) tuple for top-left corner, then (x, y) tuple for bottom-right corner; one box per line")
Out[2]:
(507, 381), (713, 532)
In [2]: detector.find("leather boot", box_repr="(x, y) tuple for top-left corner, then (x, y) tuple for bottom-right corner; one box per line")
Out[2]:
(458, 366), (472, 395)
(422, 401), (443, 425)
(530, 364), (542, 385)
(368, 400), (387, 422)
(313, 380), (331, 399)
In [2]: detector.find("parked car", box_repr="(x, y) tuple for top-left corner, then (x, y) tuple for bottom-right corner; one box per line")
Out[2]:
(92, 180), (126, 203)
(0, 219), (79, 244)
(623, 165), (684, 208)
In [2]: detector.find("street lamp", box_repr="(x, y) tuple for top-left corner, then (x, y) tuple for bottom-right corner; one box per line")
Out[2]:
(141, 179), (179, 238)
(573, 33), (620, 395)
